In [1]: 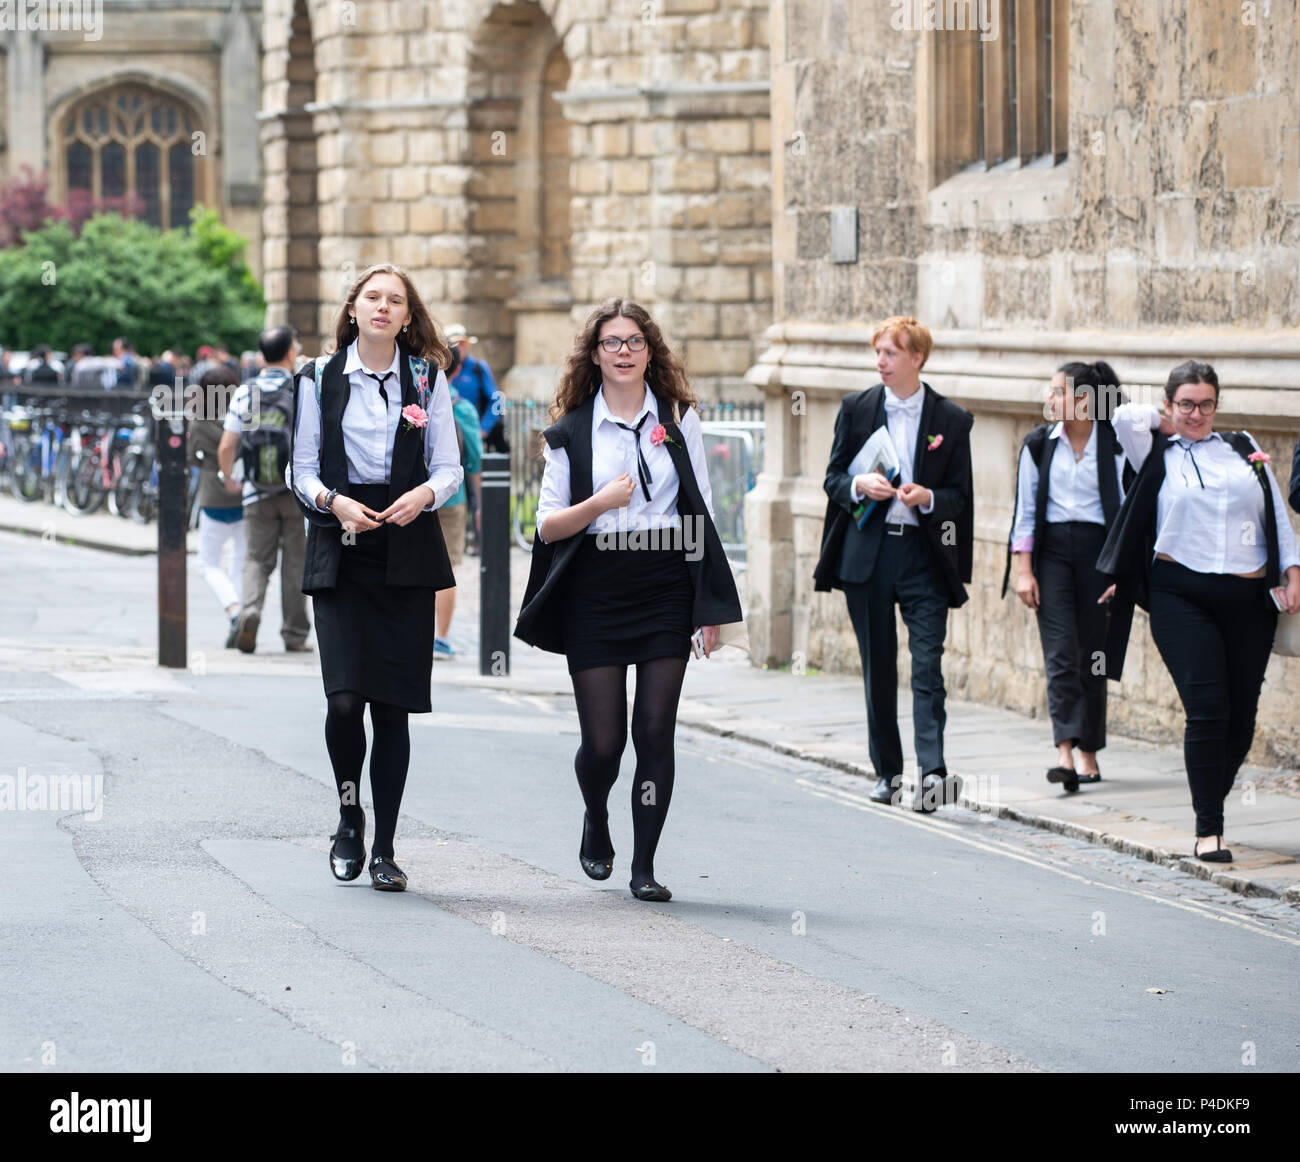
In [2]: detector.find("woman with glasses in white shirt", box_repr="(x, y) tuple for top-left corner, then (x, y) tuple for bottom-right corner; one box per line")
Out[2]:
(1100, 361), (1300, 863)
(515, 299), (742, 903)
(290, 264), (463, 892)
(1005, 361), (1129, 792)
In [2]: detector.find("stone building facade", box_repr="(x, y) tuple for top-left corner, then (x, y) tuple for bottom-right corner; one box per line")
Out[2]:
(258, 0), (772, 399)
(745, 1), (1300, 765)
(1, 0), (263, 274)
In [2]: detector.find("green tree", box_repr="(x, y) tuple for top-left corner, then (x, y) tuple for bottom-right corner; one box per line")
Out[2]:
(0, 207), (265, 357)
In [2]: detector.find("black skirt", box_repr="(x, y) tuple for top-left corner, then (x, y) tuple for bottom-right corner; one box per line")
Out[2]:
(562, 534), (693, 674)
(312, 483), (436, 712)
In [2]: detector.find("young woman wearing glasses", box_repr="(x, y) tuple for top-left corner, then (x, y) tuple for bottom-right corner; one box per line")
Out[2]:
(1100, 361), (1300, 862)
(515, 298), (743, 902)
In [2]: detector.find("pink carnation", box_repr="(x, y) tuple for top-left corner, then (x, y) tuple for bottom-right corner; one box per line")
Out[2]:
(401, 404), (428, 430)
(650, 423), (667, 446)
(1248, 450), (1269, 464)
(927, 433), (944, 451)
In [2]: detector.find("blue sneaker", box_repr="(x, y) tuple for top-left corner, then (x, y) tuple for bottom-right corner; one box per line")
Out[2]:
(433, 637), (456, 660)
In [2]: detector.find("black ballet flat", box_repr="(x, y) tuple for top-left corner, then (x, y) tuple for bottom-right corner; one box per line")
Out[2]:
(1192, 837), (1233, 864)
(369, 854), (407, 892)
(1075, 769), (1101, 784)
(329, 813), (366, 882)
(629, 879), (672, 902)
(1047, 766), (1080, 793)
(579, 813), (614, 881)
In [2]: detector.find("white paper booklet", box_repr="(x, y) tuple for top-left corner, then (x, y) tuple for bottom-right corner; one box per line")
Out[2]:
(848, 425), (901, 483)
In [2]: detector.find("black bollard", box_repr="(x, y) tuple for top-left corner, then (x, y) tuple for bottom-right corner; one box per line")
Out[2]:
(157, 405), (187, 668)
(479, 451), (510, 676)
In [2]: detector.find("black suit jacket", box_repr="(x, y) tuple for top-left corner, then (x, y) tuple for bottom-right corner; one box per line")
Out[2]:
(813, 383), (974, 608)
(1290, 431), (1300, 514)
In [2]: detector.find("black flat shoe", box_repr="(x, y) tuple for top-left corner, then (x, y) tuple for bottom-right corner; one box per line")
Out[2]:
(369, 854), (407, 891)
(629, 879), (672, 902)
(1193, 836), (1233, 863)
(868, 776), (898, 804)
(1075, 770), (1101, 784)
(329, 812), (366, 882)
(579, 813), (614, 881)
(1047, 766), (1080, 793)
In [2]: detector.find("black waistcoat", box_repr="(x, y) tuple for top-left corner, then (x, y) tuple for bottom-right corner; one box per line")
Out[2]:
(1096, 430), (1280, 678)
(1000, 421), (1125, 598)
(514, 392), (743, 655)
(292, 346), (455, 594)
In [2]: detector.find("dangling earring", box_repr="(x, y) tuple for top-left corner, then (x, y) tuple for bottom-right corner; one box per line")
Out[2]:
(402, 325), (408, 332)
(349, 317), (355, 326)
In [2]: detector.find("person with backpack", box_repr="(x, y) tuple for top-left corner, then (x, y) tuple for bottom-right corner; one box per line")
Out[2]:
(446, 324), (509, 454)
(433, 381), (483, 658)
(1099, 361), (1300, 863)
(1003, 360), (1130, 792)
(217, 325), (312, 654)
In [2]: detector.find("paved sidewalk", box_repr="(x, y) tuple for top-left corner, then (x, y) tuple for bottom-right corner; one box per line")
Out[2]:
(0, 492), (194, 556)
(10, 486), (1297, 907)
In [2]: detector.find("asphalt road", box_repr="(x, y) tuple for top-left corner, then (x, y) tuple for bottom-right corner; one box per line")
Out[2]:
(2, 531), (1298, 1072)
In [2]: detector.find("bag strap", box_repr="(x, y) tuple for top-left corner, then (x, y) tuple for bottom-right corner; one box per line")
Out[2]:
(311, 355), (328, 408)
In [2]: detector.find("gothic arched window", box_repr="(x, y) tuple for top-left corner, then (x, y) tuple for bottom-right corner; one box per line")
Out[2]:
(62, 87), (203, 228)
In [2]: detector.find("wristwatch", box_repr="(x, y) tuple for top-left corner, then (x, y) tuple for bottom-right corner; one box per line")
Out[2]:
(323, 488), (339, 511)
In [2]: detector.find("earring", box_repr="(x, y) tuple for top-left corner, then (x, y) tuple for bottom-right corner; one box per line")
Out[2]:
(402, 325), (408, 332)
(349, 317), (355, 325)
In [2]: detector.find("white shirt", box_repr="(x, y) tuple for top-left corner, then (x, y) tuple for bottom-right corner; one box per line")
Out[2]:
(1112, 402), (1299, 575)
(536, 383), (715, 541)
(848, 384), (935, 524)
(290, 341), (463, 513)
(1010, 422), (1128, 551)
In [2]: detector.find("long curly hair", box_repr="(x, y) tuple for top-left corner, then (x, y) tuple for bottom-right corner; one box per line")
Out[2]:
(551, 298), (697, 420)
(327, 263), (452, 370)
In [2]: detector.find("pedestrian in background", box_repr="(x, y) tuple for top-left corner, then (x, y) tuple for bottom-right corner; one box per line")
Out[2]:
(112, 338), (138, 389)
(433, 381), (483, 659)
(218, 325), (312, 654)
(516, 298), (743, 903)
(1004, 360), (1129, 792)
(23, 345), (62, 385)
(1101, 361), (1300, 863)
(291, 263), (461, 892)
(446, 323), (508, 453)
(190, 366), (245, 646)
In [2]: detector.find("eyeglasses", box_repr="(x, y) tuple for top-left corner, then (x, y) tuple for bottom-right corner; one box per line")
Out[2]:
(598, 335), (647, 353)
(1171, 398), (1216, 415)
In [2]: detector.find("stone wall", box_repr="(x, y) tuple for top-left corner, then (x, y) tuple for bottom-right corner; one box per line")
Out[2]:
(259, 0), (772, 397)
(747, 1), (1300, 767)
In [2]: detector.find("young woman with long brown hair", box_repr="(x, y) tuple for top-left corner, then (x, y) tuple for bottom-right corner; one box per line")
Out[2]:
(290, 263), (463, 891)
(515, 298), (743, 902)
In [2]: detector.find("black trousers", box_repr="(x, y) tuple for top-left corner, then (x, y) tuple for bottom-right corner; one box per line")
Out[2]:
(843, 527), (950, 779)
(1034, 522), (1111, 752)
(1148, 559), (1277, 838)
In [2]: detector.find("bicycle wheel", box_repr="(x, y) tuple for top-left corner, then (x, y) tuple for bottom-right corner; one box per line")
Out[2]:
(63, 444), (106, 515)
(9, 437), (43, 503)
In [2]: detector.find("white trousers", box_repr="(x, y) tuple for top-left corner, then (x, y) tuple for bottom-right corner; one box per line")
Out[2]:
(198, 510), (246, 611)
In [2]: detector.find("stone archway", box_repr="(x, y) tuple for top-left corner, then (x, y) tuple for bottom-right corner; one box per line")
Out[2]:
(261, 0), (321, 350)
(465, 0), (574, 400)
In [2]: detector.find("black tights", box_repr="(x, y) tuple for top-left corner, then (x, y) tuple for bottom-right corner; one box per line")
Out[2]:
(324, 692), (410, 859)
(571, 656), (689, 886)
